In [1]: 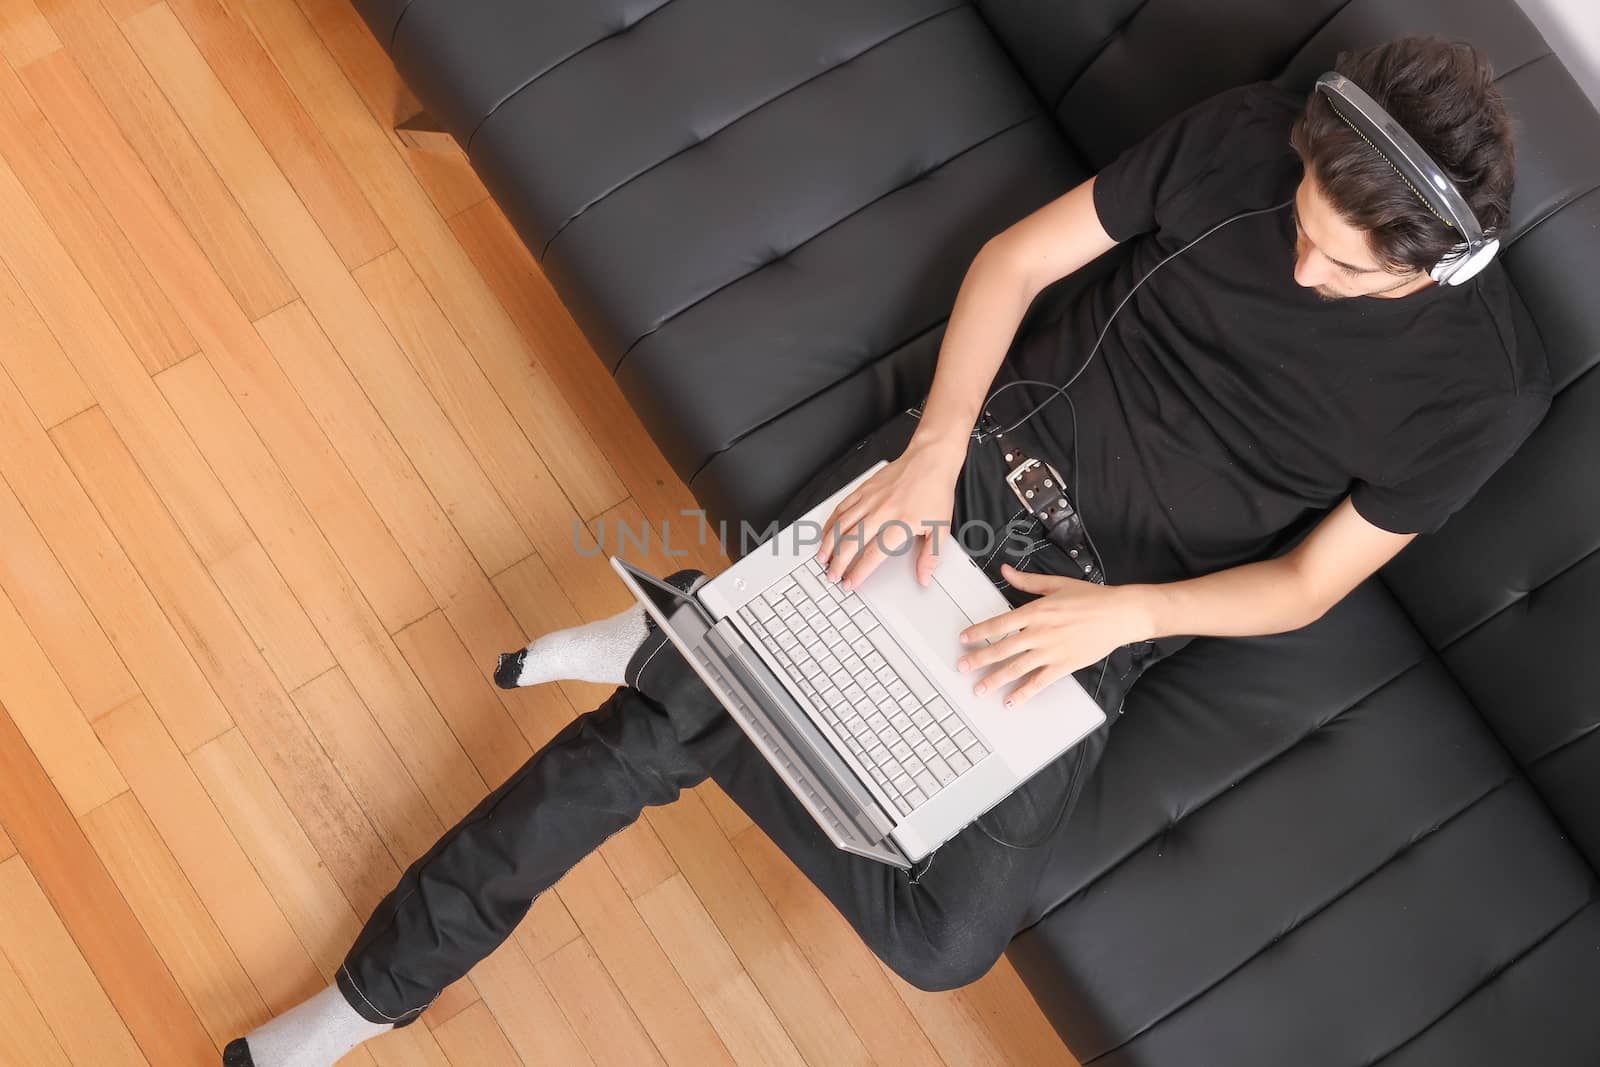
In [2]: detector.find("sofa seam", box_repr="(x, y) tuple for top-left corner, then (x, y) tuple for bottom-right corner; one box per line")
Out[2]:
(462, 0), (683, 155)
(1363, 893), (1597, 1067)
(525, 2), (969, 256)
(386, 0), (419, 50)
(1047, 0), (1159, 116)
(1019, 648), (1434, 931)
(1083, 770), (1520, 1065)
(684, 314), (951, 484)
(612, 111), (1041, 377)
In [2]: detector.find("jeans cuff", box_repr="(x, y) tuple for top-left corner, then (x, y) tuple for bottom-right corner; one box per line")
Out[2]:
(336, 963), (430, 1028)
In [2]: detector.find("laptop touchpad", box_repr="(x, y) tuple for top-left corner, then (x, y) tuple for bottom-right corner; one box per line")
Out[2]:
(857, 556), (976, 673)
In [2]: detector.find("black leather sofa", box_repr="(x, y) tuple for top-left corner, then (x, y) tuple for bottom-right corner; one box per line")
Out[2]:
(353, 1), (1600, 1062)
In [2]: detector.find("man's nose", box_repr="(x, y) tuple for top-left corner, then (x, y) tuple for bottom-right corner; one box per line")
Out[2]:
(1294, 248), (1329, 288)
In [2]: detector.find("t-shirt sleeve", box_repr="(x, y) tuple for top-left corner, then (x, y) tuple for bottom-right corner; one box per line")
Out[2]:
(1350, 387), (1552, 535)
(1092, 83), (1263, 242)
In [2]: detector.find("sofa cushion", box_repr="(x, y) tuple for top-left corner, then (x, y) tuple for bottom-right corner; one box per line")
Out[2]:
(1009, 579), (1599, 1064)
(361, 0), (1089, 534)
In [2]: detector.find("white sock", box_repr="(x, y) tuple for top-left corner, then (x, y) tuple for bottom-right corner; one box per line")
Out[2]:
(227, 984), (390, 1067)
(497, 604), (651, 688)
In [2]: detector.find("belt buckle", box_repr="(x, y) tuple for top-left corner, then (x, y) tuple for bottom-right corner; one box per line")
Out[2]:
(1002, 450), (1068, 518)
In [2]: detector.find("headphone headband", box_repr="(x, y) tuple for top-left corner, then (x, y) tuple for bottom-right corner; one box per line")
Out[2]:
(1313, 72), (1498, 285)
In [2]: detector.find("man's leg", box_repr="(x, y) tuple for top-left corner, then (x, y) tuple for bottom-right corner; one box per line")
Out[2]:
(611, 403), (1138, 992)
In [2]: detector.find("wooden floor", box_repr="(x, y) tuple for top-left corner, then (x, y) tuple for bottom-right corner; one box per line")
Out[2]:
(0, 1), (1078, 1064)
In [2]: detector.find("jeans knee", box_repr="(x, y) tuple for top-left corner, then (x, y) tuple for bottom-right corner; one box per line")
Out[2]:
(881, 920), (1008, 992)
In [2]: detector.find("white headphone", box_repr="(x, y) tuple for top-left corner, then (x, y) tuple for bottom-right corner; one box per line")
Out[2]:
(1314, 72), (1500, 286)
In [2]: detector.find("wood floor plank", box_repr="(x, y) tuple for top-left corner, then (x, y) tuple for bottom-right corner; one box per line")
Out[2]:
(0, 942), (73, 1067)
(29, 0), (294, 319)
(367, 1026), (453, 1067)
(959, 957), (1081, 1067)
(0, 470), (140, 721)
(153, 0), (396, 270)
(420, 976), (481, 1034)
(188, 729), (369, 979)
(451, 198), (716, 534)
(0, 856), (150, 1067)
(157, 351), (491, 835)
(81, 791), (269, 1045)
(0, 583), (126, 816)
(393, 610), (535, 790)
(601, 813), (681, 903)
(356, 247), (603, 572)
(240, 0), (489, 220)
(292, 668), (448, 869)
(0, 706), (214, 1065)
(733, 827), (946, 1067)
(152, 0), (393, 271)
(0, 0), (61, 68)
(0, 359), (231, 751)
(636, 873), (808, 1067)
(53, 404), (334, 705)
(646, 790), (874, 1066)
(877, 962), (1013, 1067)
(0, 59), (197, 374)
(431, 999), (523, 1067)
(93, 697), (326, 1016)
(538, 934), (667, 1067)
(0, 825), (12, 865)
(33, 362), (396, 918)
(19, 48), (437, 636)
(232, 0), (627, 524)
(0, 255), (93, 428)
(123, 2), (533, 578)
(0, 112), (268, 581)
(467, 939), (594, 1067)
(556, 852), (736, 1067)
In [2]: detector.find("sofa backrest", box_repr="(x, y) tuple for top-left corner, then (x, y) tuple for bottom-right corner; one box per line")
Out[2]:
(979, 0), (1600, 871)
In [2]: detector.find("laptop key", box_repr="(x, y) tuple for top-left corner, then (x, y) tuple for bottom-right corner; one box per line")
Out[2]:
(928, 755), (957, 785)
(863, 624), (939, 704)
(947, 749), (971, 774)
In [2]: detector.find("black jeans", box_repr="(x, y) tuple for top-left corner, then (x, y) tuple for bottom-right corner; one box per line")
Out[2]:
(336, 407), (1179, 1024)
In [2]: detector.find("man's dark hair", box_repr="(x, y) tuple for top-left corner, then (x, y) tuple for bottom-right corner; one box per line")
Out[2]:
(1288, 36), (1516, 275)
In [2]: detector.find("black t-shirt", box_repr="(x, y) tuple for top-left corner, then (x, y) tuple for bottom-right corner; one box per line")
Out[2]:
(987, 81), (1551, 587)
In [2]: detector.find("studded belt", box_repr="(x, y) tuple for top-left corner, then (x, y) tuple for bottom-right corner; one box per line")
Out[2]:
(993, 431), (1105, 585)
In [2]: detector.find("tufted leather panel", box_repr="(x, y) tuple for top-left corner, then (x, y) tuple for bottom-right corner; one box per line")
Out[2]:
(352, 1), (1600, 1061)
(1011, 580), (1600, 1062)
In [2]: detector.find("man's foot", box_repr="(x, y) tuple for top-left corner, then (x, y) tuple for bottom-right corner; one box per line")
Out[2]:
(493, 569), (708, 689)
(222, 984), (390, 1067)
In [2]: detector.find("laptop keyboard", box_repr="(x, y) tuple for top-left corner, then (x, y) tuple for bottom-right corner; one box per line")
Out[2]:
(737, 557), (991, 818)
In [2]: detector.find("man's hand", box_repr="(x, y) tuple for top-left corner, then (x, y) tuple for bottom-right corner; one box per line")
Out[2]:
(955, 563), (1154, 707)
(957, 497), (1419, 707)
(814, 435), (966, 590)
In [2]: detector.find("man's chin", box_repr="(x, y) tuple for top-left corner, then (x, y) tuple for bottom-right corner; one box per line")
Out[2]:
(1312, 285), (1344, 302)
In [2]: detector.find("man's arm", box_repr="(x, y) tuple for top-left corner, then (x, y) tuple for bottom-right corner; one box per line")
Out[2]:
(956, 497), (1418, 705)
(1134, 496), (1417, 640)
(906, 175), (1118, 465)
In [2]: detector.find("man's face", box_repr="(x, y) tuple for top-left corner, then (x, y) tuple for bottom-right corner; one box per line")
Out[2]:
(1290, 174), (1433, 301)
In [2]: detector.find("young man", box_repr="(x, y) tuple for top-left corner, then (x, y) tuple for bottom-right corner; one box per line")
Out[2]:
(227, 35), (1549, 1067)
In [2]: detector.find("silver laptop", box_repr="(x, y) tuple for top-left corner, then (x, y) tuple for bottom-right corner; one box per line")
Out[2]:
(610, 459), (1105, 869)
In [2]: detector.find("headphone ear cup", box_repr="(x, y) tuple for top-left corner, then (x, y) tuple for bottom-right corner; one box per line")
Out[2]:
(1431, 237), (1500, 285)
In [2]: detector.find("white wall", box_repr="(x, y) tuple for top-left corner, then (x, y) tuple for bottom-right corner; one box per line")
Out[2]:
(1518, 0), (1600, 111)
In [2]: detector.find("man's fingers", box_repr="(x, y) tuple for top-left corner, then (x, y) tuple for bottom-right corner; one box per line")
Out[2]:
(915, 532), (942, 588)
(840, 534), (888, 589)
(1005, 663), (1070, 708)
(959, 602), (1039, 646)
(972, 649), (1047, 694)
(819, 501), (871, 576)
(957, 630), (1033, 672)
